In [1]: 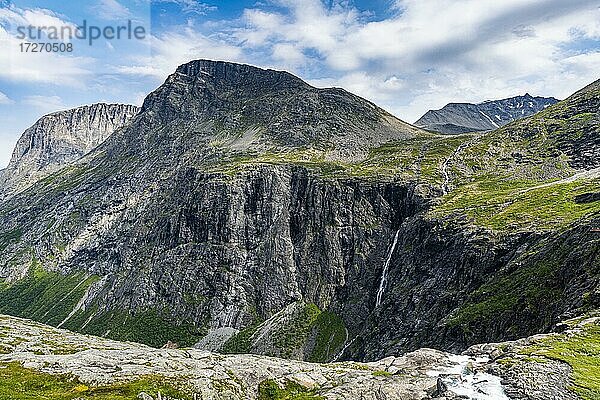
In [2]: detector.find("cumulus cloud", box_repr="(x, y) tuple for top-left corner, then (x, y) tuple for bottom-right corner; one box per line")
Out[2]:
(222, 0), (600, 121)
(114, 27), (243, 78)
(0, 5), (93, 86)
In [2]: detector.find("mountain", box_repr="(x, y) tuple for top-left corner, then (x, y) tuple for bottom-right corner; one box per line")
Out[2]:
(0, 60), (432, 355)
(1, 313), (596, 399)
(0, 60), (598, 399)
(0, 103), (139, 200)
(415, 94), (559, 134)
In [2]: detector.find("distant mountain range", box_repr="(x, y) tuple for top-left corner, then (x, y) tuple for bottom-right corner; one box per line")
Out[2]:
(415, 94), (559, 134)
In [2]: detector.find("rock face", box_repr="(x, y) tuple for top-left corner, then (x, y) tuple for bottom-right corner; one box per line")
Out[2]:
(0, 60), (597, 375)
(0, 60), (432, 357)
(415, 94), (558, 134)
(0, 103), (139, 200)
(138, 59), (421, 160)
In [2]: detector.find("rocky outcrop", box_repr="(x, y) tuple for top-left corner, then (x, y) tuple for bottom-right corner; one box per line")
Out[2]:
(0, 314), (490, 400)
(3, 313), (596, 399)
(465, 314), (600, 400)
(415, 94), (558, 134)
(0, 103), (139, 200)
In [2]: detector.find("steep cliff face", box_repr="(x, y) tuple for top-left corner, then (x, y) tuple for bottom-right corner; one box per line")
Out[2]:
(0, 61), (597, 368)
(415, 94), (558, 134)
(0, 103), (139, 200)
(0, 60), (431, 353)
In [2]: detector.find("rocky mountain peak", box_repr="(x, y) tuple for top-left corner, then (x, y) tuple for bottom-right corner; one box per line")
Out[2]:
(140, 60), (309, 115)
(129, 60), (423, 159)
(175, 59), (309, 91)
(0, 103), (139, 199)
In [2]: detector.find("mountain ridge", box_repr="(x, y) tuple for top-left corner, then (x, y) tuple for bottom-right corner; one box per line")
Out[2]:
(415, 93), (559, 134)
(0, 103), (139, 200)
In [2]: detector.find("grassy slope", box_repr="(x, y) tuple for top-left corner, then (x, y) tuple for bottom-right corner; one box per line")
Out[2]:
(0, 259), (204, 348)
(221, 303), (346, 362)
(0, 362), (190, 400)
(210, 133), (472, 185)
(517, 317), (600, 400)
(432, 81), (599, 232)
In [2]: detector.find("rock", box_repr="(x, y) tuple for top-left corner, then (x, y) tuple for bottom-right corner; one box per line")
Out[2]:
(574, 192), (600, 204)
(0, 103), (139, 200)
(0, 314), (448, 399)
(415, 94), (559, 134)
(433, 378), (447, 397)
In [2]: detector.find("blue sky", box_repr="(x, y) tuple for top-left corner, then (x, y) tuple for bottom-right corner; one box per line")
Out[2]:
(0, 0), (599, 167)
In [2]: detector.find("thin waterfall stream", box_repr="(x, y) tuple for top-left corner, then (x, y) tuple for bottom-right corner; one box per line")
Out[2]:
(375, 229), (400, 307)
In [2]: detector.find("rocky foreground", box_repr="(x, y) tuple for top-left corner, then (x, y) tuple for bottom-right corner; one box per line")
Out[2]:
(0, 314), (597, 399)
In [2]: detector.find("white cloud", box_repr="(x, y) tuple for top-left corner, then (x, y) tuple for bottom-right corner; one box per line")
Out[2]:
(94, 0), (130, 20)
(0, 91), (13, 105)
(272, 43), (306, 68)
(223, 0), (600, 121)
(0, 5), (93, 86)
(22, 95), (67, 113)
(311, 72), (405, 102)
(114, 27), (243, 79)
(0, 6), (77, 33)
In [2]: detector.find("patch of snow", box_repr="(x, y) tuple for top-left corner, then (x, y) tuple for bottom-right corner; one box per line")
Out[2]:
(478, 111), (499, 128)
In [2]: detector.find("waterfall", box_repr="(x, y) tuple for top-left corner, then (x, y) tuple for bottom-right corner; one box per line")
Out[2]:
(333, 334), (358, 362)
(375, 230), (400, 307)
(427, 355), (510, 400)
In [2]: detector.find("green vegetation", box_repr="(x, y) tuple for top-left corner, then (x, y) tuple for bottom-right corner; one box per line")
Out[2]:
(447, 246), (567, 333)
(221, 321), (263, 354)
(520, 320), (600, 400)
(361, 135), (470, 183)
(372, 370), (393, 377)
(448, 267), (557, 334)
(62, 307), (205, 348)
(37, 165), (91, 194)
(0, 229), (23, 252)
(221, 304), (347, 362)
(307, 311), (347, 363)
(433, 177), (600, 231)
(258, 379), (323, 400)
(210, 134), (470, 183)
(0, 361), (190, 399)
(0, 257), (204, 349)
(0, 262), (99, 327)
(275, 303), (322, 359)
